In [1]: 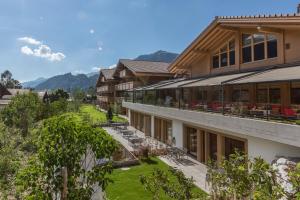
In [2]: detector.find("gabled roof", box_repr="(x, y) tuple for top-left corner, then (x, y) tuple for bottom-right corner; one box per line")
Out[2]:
(96, 68), (116, 87)
(101, 68), (116, 80)
(116, 59), (172, 76)
(168, 13), (300, 73)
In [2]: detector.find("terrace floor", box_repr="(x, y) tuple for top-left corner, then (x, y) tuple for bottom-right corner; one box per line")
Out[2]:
(104, 126), (210, 193)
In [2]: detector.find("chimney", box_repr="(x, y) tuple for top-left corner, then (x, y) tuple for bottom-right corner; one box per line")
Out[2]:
(297, 3), (300, 14)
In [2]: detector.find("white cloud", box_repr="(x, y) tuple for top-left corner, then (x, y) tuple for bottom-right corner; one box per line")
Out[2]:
(90, 29), (95, 34)
(108, 64), (116, 69)
(18, 37), (41, 45)
(20, 44), (65, 62)
(92, 66), (101, 72)
(98, 46), (103, 51)
(21, 46), (34, 55)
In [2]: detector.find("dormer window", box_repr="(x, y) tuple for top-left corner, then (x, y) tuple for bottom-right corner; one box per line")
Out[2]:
(120, 69), (127, 77)
(242, 33), (278, 63)
(212, 39), (235, 69)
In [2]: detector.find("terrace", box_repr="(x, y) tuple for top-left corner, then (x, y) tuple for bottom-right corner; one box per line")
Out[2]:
(125, 65), (300, 125)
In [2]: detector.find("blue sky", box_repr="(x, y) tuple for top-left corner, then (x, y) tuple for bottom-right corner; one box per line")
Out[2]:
(0, 0), (299, 82)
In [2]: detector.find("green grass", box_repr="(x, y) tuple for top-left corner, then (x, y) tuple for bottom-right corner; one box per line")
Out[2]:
(79, 104), (127, 124)
(105, 157), (207, 200)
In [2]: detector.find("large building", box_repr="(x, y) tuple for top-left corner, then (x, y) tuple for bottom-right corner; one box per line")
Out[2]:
(123, 13), (300, 164)
(96, 59), (174, 113)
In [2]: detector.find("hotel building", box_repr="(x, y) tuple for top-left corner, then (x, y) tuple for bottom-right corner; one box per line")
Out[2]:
(123, 14), (300, 164)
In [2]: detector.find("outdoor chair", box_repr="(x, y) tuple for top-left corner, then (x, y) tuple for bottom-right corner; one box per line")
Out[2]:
(281, 108), (297, 119)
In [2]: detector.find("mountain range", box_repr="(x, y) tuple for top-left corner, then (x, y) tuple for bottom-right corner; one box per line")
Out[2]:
(22, 50), (178, 91)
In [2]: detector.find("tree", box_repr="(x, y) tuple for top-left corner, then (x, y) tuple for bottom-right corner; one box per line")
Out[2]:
(47, 89), (69, 103)
(140, 167), (203, 200)
(71, 88), (85, 111)
(288, 163), (300, 199)
(1, 92), (41, 136)
(206, 151), (284, 200)
(16, 113), (118, 199)
(0, 70), (21, 89)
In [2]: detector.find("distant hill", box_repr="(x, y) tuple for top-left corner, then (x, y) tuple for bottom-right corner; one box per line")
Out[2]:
(31, 50), (178, 91)
(134, 50), (178, 63)
(22, 77), (47, 88)
(35, 73), (98, 91)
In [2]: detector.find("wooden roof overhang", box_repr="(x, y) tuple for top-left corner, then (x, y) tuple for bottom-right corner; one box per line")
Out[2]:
(169, 15), (300, 73)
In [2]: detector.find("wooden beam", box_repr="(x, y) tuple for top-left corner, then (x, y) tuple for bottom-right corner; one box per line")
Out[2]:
(257, 26), (283, 34)
(192, 49), (209, 54)
(218, 25), (239, 32)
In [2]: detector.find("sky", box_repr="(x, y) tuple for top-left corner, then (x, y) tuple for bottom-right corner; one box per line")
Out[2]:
(0, 0), (299, 82)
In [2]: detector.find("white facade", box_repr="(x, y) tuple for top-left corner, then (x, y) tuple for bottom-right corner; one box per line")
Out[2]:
(125, 102), (300, 164)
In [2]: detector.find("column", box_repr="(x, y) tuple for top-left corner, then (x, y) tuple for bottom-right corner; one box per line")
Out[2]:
(217, 134), (224, 165)
(150, 115), (155, 138)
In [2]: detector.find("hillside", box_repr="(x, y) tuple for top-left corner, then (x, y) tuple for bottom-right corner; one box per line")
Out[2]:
(35, 73), (98, 91)
(22, 77), (47, 88)
(134, 50), (178, 63)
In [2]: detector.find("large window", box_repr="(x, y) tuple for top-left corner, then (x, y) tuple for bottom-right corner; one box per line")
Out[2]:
(232, 89), (249, 102)
(212, 39), (235, 69)
(242, 33), (278, 63)
(257, 87), (281, 104)
(224, 137), (245, 159)
(291, 88), (300, 104)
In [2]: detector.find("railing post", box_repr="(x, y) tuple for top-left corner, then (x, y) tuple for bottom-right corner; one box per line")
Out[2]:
(221, 85), (225, 115)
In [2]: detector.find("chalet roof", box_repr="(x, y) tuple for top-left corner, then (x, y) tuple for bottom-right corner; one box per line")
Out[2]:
(7, 89), (30, 96)
(0, 84), (10, 97)
(118, 59), (172, 75)
(168, 13), (300, 73)
(101, 68), (116, 80)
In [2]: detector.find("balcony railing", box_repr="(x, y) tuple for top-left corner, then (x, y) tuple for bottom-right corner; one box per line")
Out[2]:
(115, 82), (134, 91)
(124, 87), (300, 126)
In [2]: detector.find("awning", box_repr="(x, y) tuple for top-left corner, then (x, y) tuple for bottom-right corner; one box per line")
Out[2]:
(156, 78), (203, 89)
(180, 72), (253, 88)
(225, 65), (300, 85)
(135, 79), (182, 91)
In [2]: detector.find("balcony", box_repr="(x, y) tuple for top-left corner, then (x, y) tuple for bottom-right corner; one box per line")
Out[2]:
(123, 101), (300, 148)
(97, 85), (114, 93)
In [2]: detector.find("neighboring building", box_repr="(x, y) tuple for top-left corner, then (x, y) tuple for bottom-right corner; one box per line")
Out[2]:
(96, 68), (118, 110)
(96, 59), (174, 113)
(123, 13), (300, 164)
(0, 88), (31, 108)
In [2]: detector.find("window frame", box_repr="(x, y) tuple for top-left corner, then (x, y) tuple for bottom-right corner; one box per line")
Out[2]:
(241, 33), (278, 64)
(212, 39), (236, 69)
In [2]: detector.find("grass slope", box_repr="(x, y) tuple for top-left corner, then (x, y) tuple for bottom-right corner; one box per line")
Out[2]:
(106, 157), (207, 200)
(79, 105), (127, 124)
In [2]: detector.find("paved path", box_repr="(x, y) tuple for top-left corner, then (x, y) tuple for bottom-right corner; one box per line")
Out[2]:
(159, 155), (210, 193)
(104, 126), (210, 194)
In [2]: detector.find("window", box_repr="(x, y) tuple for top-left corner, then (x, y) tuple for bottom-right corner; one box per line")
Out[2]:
(224, 137), (245, 159)
(242, 33), (278, 63)
(212, 39), (235, 68)
(209, 133), (218, 161)
(269, 88), (281, 104)
(257, 89), (268, 103)
(232, 89), (249, 102)
(291, 88), (300, 104)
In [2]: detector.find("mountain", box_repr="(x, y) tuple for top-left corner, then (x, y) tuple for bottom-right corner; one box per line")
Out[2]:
(35, 73), (98, 91)
(22, 77), (47, 88)
(134, 50), (178, 63)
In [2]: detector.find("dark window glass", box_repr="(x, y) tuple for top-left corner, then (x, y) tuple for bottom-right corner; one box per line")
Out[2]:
(232, 90), (249, 102)
(213, 55), (219, 68)
(242, 34), (251, 46)
(269, 88), (281, 104)
(291, 88), (300, 104)
(242, 46), (252, 63)
(220, 52), (228, 67)
(209, 133), (218, 161)
(267, 39), (278, 58)
(257, 89), (268, 103)
(225, 137), (245, 159)
(229, 51), (235, 65)
(254, 43), (265, 61)
(229, 40), (235, 50)
(253, 33), (265, 44)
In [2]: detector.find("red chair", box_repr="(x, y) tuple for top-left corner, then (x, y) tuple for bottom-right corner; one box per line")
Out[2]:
(281, 107), (297, 119)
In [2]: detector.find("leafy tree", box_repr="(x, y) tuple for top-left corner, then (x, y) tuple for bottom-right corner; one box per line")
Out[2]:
(106, 106), (113, 122)
(288, 162), (300, 199)
(0, 70), (21, 89)
(16, 113), (118, 199)
(71, 88), (85, 111)
(1, 92), (41, 136)
(207, 151), (284, 200)
(49, 89), (69, 102)
(140, 167), (203, 200)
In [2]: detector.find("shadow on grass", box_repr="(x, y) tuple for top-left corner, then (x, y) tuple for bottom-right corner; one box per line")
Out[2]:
(141, 157), (159, 165)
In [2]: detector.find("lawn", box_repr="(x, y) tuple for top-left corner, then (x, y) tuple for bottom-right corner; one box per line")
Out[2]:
(105, 157), (207, 200)
(79, 104), (127, 124)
